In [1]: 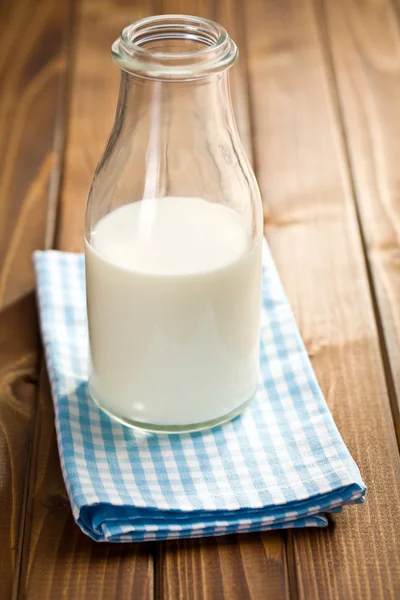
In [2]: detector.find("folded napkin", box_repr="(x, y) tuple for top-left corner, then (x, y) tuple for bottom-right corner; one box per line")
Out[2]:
(34, 245), (366, 542)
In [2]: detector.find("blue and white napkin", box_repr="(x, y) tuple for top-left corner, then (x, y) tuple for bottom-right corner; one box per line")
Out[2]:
(34, 245), (366, 542)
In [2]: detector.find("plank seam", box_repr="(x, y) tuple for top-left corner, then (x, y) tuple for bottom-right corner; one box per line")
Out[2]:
(51, 0), (79, 251)
(388, 0), (400, 39)
(285, 531), (301, 600)
(12, 366), (45, 600)
(11, 367), (41, 600)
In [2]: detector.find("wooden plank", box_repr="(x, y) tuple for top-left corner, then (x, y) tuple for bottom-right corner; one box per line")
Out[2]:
(0, 0), (69, 307)
(20, 1), (155, 598)
(317, 0), (400, 442)
(244, 0), (400, 598)
(0, 295), (38, 600)
(159, 534), (289, 600)
(0, 0), (72, 597)
(156, 1), (290, 598)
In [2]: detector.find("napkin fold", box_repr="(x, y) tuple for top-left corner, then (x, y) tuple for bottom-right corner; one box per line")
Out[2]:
(34, 246), (366, 542)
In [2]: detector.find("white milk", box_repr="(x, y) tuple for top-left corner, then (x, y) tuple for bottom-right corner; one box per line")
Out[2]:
(85, 196), (261, 428)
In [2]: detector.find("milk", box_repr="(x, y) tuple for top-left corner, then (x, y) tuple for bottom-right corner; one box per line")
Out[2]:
(85, 196), (262, 429)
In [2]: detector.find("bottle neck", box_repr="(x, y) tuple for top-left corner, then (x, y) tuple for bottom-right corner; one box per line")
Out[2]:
(118, 70), (234, 124)
(115, 71), (237, 199)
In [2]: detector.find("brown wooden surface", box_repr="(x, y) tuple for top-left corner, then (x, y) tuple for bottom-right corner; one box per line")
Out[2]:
(320, 0), (400, 442)
(1, 0), (400, 598)
(158, 533), (290, 600)
(0, 0), (71, 597)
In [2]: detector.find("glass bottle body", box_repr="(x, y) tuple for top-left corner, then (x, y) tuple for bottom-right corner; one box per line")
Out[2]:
(84, 16), (263, 432)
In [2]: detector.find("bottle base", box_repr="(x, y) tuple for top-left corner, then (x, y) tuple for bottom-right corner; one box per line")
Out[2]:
(89, 390), (254, 434)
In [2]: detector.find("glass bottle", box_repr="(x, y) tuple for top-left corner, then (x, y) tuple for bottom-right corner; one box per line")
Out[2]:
(84, 15), (263, 433)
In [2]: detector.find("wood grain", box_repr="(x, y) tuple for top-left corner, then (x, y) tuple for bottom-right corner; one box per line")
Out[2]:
(19, 1), (155, 598)
(0, 0), (70, 307)
(159, 533), (289, 600)
(0, 0), (72, 597)
(317, 0), (400, 443)
(244, 0), (400, 598)
(0, 295), (38, 600)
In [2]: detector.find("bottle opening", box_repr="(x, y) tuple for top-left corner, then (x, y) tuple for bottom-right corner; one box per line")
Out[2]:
(112, 15), (238, 81)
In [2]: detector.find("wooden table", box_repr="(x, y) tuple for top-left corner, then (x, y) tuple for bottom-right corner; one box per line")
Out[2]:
(1, 0), (400, 598)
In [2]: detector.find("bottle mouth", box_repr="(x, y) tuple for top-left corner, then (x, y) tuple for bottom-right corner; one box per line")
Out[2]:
(112, 15), (238, 81)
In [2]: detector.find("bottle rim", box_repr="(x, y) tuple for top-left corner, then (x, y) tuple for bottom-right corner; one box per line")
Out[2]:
(111, 14), (238, 81)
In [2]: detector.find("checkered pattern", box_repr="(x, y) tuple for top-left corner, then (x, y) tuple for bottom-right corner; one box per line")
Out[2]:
(34, 245), (366, 542)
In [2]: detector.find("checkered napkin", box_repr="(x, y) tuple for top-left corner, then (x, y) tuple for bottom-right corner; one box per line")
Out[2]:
(33, 245), (366, 542)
